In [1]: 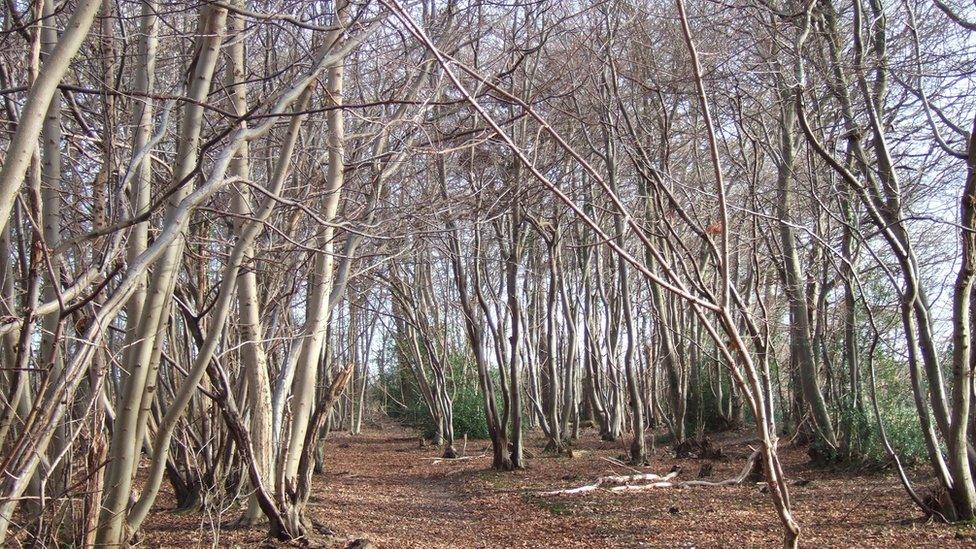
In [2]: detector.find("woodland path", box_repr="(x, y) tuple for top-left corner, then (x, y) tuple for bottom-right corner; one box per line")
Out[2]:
(142, 420), (970, 548)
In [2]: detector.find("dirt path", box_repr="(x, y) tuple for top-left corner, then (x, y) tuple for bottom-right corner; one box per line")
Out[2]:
(307, 424), (608, 548)
(143, 422), (970, 548)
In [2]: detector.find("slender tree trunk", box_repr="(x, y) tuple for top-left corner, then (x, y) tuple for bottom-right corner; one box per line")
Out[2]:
(224, 0), (275, 524)
(504, 205), (525, 468)
(278, 4), (348, 533)
(96, 7), (228, 545)
(774, 95), (837, 448)
(946, 115), (976, 520)
(0, 0), (101, 238)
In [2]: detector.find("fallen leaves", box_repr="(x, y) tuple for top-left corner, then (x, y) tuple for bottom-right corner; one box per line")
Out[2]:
(140, 419), (967, 548)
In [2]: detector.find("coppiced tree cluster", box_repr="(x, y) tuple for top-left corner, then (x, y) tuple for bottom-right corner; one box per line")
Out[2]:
(0, 0), (973, 546)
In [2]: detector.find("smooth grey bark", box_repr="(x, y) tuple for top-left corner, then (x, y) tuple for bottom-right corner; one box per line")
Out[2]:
(945, 115), (976, 520)
(121, 0), (157, 413)
(278, 7), (349, 536)
(0, 0), (101, 238)
(96, 7), (228, 545)
(503, 202), (526, 468)
(125, 81), (314, 538)
(773, 92), (837, 448)
(224, 0), (276, 524)
(37, 0), (66, 501)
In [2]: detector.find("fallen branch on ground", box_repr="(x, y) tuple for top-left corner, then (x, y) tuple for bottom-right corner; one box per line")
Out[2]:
(539, 449), (761, 495)
(539, 470), (680, 495)
(430, 452), (487, 465)
(600, 456), (642, 473)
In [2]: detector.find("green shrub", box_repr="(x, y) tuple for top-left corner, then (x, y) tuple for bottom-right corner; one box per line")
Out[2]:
(375, 351), (493, 441)
(806, 349), (928, 467)
(450, 383), (490, 440)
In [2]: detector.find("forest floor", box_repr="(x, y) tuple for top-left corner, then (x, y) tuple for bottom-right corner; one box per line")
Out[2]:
(142, 417), (974, 548)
